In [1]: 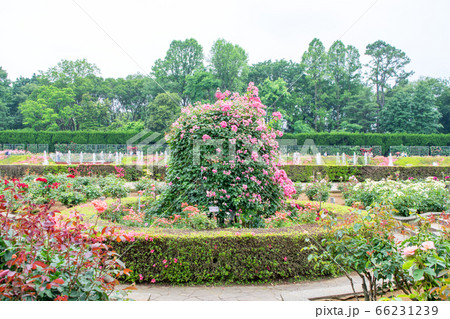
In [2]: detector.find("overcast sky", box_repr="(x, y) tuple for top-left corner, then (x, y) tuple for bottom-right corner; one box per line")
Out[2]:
(1, 0), (449, 81)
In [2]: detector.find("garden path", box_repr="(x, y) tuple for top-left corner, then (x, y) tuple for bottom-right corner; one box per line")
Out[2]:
(117, 274), (364, 301)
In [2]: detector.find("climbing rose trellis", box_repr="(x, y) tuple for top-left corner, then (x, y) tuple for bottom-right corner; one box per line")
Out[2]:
(151, 83), (295, 227)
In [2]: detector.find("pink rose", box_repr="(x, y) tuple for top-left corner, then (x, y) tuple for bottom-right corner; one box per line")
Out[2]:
(272, 111), (282, 120)
(202, 134), (211, 141)
(403, 245), (418, 256)
(231, 125), (238, 132)
(220, 121), (227, 128)
(421, 241), (436, 251)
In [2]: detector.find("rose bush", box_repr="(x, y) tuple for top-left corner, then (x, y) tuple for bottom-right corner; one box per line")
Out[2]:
(149, 83), (295, 227)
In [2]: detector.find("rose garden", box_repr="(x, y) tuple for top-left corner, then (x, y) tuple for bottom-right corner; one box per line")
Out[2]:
(1, 84), (449, 301)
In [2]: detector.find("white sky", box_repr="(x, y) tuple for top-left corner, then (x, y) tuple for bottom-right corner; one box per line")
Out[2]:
(1, 0), (449, 81)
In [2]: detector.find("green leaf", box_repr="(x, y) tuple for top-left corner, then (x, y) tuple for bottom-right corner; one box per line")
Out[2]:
(412, 268), (424, 281)
(402, 259), (414, 270)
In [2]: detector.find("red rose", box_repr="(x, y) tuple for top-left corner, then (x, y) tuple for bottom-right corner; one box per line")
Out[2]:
(67, 174), (75, 178)
(35, 178), (48, 183)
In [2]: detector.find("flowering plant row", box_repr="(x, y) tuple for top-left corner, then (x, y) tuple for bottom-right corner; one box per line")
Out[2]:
(340, 177), (449, 216)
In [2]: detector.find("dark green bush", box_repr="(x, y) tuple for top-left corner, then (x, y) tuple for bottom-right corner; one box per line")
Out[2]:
(108, 232), (340, 284)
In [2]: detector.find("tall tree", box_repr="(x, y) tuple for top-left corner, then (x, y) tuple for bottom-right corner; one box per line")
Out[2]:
(0, 67), (12, 130)
(152, 39), (204, 105)
(341, 86), (378, 133)
(19, 86), (79, 131)
(380, 80), (442, 133)
(209, 39), (249, 92)
(301, 38), (329, 131)
(184, 70), (220, 104)
(145, 92), (181, 132)
(328, 41), (362, 129)
(365, 40), (413, 131)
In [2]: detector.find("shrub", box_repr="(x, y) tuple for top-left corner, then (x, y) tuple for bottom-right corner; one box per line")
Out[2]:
(399, 214), (450, 301)
(0, 189), (129, 300)
(98, 176), (129, 198)
(57, 191), (87, 207)
(151, 83), (295, 227)
(307, 205), (413, 300)
(303, 179), (331, 202)
(342, 178), (449, 216)
(108, 230), (340, 285)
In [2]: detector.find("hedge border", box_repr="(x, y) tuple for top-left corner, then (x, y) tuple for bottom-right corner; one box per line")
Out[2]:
(1, 164), (449, 182)
(108, 232), (338, 284)
(2, 131), (450, 155)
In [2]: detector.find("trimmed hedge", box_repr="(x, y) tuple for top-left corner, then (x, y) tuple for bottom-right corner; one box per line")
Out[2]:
(282, 132), (450, 156)
(2, 131), (450, 155)
(0, 164), (160, 181)
(283, 165), (450, 182)
(109, 232), (337, 284)
(2, 164), (448, 182)
(0, 130), (147, 152)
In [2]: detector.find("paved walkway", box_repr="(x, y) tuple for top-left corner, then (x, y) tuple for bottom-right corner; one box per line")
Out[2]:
(117, 274), (363, 301)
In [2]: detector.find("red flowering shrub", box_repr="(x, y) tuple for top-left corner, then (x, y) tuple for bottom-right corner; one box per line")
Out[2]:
(0, 187), (129, 301)
(151, 83), (295, 227)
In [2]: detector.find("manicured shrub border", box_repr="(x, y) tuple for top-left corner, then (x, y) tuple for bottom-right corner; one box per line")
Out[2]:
(283, 132), (450, 156)
(282, 165), (450, 182)
(0, 164), (162, 181)
(108, 231), (337, 284)
(1, 164), (448, 182)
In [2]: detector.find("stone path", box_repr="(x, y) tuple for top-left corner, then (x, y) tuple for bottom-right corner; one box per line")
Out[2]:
(117, 274), (363, 301)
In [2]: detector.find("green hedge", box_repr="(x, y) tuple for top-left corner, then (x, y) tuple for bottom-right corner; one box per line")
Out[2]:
(283, 165), (450, 182)
(109, 232), (337, 284)
(2, 131), (450, 155)
(2, 164), (448, 182)
(282, 133), (450, 156)
(0, 130), (147, 152)
(0, 164), (156, 181)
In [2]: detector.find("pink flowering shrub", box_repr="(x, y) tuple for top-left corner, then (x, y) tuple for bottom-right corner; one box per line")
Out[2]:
(151, 83), (295, 227)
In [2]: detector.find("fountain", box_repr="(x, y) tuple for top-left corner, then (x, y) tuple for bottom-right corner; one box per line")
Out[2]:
(43, 151), (49, 165)
(80, 152), (83, 164)
(100, 151), (104, 164)
(388, 153), (394, 166)
(115, 152), (119, 165)
(364, 152), (368, 165)
(315, 153), (322, 165)
(108, 152), (112, 163)
(342, 153), (346, 165)
(353, 152), (357, 165)
(336, 152), (341, 165)
(67, 151), (71, 165)
(164, 150), (168, 166)
(93, 153), (96, 164)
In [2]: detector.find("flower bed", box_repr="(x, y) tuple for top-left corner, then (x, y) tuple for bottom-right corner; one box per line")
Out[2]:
(340, 178), (449, 216)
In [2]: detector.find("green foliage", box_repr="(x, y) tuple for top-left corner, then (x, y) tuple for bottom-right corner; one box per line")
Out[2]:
(57, 191), (86, 207)
(400, 219), (450, 301)
(109, 231), (339, 284)
(341, 179), (449, 216)
(145, 92), (181, 132)
(210, 39), (249, 91)
(303, 179), (331, 202)
(308, 206), (412, 300)
(0, 184), (128, 301)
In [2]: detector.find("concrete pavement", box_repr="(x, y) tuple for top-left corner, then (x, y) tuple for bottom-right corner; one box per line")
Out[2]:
(117, 274), (364, 301)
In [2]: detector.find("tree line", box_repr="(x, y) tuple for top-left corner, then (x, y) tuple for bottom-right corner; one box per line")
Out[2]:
(0, 38), (449, 134)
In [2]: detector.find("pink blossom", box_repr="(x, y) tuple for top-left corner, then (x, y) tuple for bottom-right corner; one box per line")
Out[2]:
(421, 241), (436, 251)
(151, 278), (156, 283)
(283, 256), (287, 261)
(231, 125), (238, 132)
(202, 134), (211, 141)
(242, 184), (248, 190)
(272, 112), (282, 120)
(139, 274), (143, 281)
(403, 245), (419, 256)
(220, 121), (227, 128)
